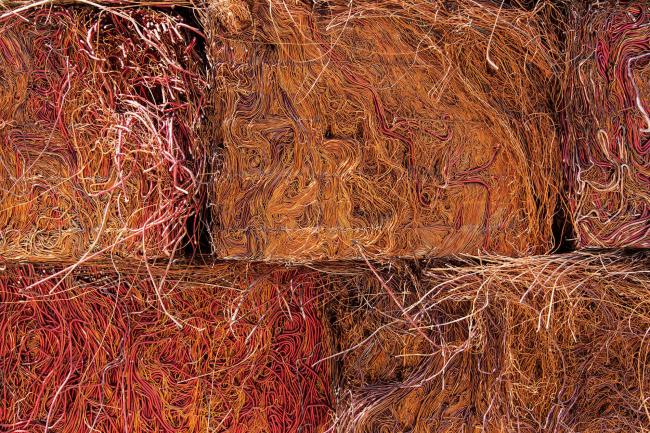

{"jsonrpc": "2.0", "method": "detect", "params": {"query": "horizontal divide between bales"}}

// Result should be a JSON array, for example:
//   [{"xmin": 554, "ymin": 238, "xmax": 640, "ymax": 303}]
[{"xmin": 0, "ymin": 1, "xmax": 648, "ymax": 433}]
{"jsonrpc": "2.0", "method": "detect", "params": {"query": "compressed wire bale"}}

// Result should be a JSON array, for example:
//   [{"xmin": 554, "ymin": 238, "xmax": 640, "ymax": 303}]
[
  {"xmin": 0, "ymin": 6, "xmax": 206, "ymax": 261},
  {"xmin": 205, "ymin": 0, "xmax": 562, "ymax": 261},
  {"xmin": 0, "ymin": 263, "xmax": 333, "ymax": 433},
  {"xmin": 325, "ymin": 252, "xmax": 650, "ymax": 432},
  {"xmin": 563, "ymin": 2, "xmax": 650, "ymax": 248}
]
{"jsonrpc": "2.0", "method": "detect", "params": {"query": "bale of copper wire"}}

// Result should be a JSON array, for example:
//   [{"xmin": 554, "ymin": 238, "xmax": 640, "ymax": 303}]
[
  {"xmin": 325, "ymin": 251, "xmax": 650, "ymax": 432},
  {"xmin": 0, "ymin": 262, "xmax": 333, "ymax": 433},
  {"xmin": 204, "ymin": 0, "xmax": 562, "ymax": 262},
  {"xmin": 0, "ymin": 5, "xmax": 207, "ymax": 262},
  {"xmin": 1, "ymin": 1, "xmax": 648, "ymax": 432},
  {"xmin": 562, "ymin": 1, "xmax": 650, "ymax": 248}
]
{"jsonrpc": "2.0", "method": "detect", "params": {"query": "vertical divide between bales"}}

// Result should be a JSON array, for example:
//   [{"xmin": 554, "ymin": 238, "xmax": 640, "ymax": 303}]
[
  {"xmin": 0, "ymin": 0, "xmax": 648, "ymax": 433},
  {"xmin": 1, "ymin": 253, "xmax": 648, "ymax": 432}
]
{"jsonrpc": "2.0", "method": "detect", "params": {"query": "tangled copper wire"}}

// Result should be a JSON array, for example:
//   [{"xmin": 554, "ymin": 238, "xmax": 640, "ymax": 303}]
[
  {"xmin": 325, "ymin": 251, "xmax": 650, "ymax": 432},
  {"xmin": 0, "ymin": 6, "xmax": 206, "ymax": 261},
  {"xmin": 205, "ymin": 0, "xmax": 562, "ymax": 261},
  {"xmin": 0, "ymin": 1, "xmax": 648, "ymax": 432},
  {"xmin": 0, "ymin": 263, "xmax": 333, "ymax": 433},
  {"xmin": 562, "ymin": 2, "xmax": 650, "ymax": 248}
]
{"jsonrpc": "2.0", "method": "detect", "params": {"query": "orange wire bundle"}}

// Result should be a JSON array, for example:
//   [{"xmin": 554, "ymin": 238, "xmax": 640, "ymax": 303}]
[
  {"xmin": 0, "ymin": 6, "xmax": 206, "ymax": 262},
  {"xmin": 1, "ymin": 1, "xmax": 648, "ymax": 432},
  {"xmin": 0, "ymin": 263, "xmax": 333, "ymax": 433},
  {"xmin": 327, "ymin": 251, "xmax": 650, "ymax": 432},
  {"xmin": 205, "ymin": 0, "xmax": 562, "ymax": 261},
  {"xmin": 562, "ymin": 1, "xmax": 650, "ymax": 248}
]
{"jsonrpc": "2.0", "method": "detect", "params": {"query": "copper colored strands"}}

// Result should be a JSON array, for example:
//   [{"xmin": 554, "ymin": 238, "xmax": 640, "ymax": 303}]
[
  {"xmin": 0, "ymin": 0, "xmax": 196, "ymax": 8},
  {"xmin": 0, "ymin": 6, "xmax": 206, "ymax": 261},
  {"xmin": 563, "ymin": 2, "xmax": 650, "ymax": 248},
  {"xmin": 326, "ymin": 252, "xmax": 650, "ymax": 432},
  {"xmin": 0, "ymin": 264, "xmax": 333, "ymax": 432},
  {"xmin": 205, "ymin": 0, "xmax": 561, "ymax": 261},
  {"xmin": 1, "ymin": 1, "xmax": 648, "ymax": 432}
]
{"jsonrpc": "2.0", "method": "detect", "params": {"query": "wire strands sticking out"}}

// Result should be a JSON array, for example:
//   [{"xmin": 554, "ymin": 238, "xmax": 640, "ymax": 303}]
[
  {"xmin": 0, "ymin": 6, "xmax": 208, "ymax": 262},
  {"xmin": 203, "ymin": 0, "xmax": 563, "ymax": 262}
]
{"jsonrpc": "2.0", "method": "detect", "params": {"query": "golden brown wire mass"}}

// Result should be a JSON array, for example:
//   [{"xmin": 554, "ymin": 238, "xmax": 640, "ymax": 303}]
[
  {"xmin": 206, "ymin": 0, "xmax": 562, "ymax": 261},
  {"xmin": 326, "ymin": 252, "xmax": 650, "ymax": 432}
]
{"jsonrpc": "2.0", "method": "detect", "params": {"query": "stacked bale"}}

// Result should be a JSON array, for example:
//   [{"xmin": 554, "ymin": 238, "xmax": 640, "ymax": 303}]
[
  {"xmin": 0, "ymin": 1, "xmax": 647, "ymax": 432},
  {"xmin": 563, "ymin": 2, "xmax": 650, "ymax": 248},
  {"xmin": 0, "ymin": 263, "xmax": 333, "ymax": 433},
  {"xmin": 327, "ymin": 252, "xmax": 650, "ymax": 432},
  {"xmin": 0, "ymin": 6, "xmax": 207, "ymax": 261},
  {"xmin": 205, "ymin": 0, "xmax": 562, "ymax": 261}
]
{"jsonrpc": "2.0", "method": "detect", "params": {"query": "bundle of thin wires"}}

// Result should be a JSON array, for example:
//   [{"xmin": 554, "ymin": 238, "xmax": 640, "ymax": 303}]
[
  {"xmin": 204, "ymin": 0, "xmax": 562, "ymax": 261},
  {"xmin": 562, "ymin": 1, "xmax": 650, "ymax": 248},
  {"xmin": 0, "ymin": 5, "xmax": 207, "ymax": 261},
  {"xmin": 0, "ymin": 263, "xmax": 333, "ymax": 432},
  {"xmin": 0, "ymin": 0, "xmax": 196, "ymax": 8},
  {"xmin": 326, "ymin": 251, "xmax": 650, "ymax": 432}
]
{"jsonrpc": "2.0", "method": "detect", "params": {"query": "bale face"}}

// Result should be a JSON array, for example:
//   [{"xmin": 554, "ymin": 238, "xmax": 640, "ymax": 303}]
[
  {"xmin": 206, "ymin": 0, "xmax": 561, "ymax": 261},
  {"xmin": 0, "ymin": 264, "xmax": 333, "ymax": 433},
  {"xmin": 327, "ymin": 253, "xmax": 650, "ymax": 432},
  {"xmin": 563, "ymin": 3, "xmax": 650, "ymax": 248},
  {"xmin": 0, "ymin": 8, "xmax": 206, "ymax": 261}
]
